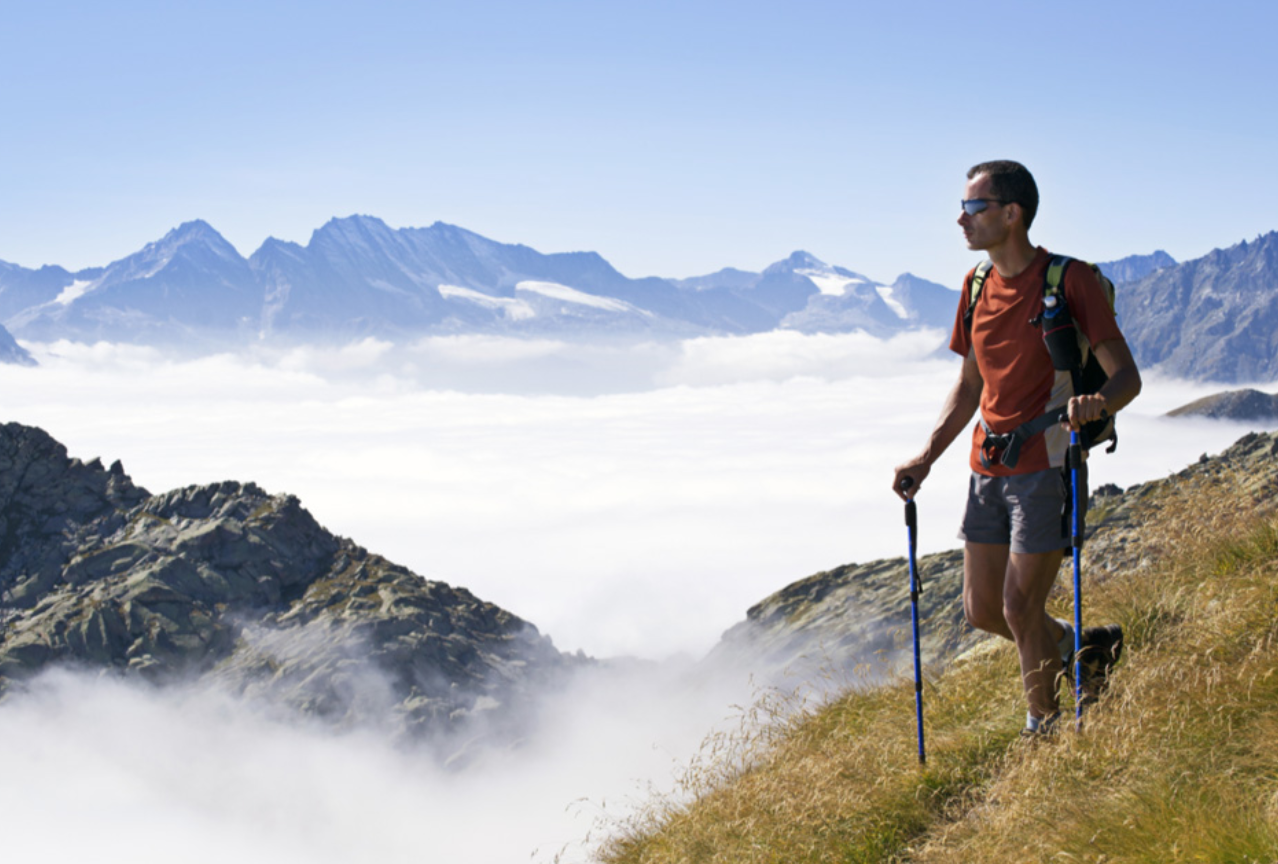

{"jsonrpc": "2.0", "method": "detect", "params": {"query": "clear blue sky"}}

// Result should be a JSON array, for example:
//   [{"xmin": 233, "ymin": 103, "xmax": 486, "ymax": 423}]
[{"xmin": 3, "ymin": 0, "xmax": 1276, "ymax": 286}]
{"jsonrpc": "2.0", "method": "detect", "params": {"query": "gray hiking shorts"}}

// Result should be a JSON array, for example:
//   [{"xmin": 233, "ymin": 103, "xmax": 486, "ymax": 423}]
[{"xmin": 958, "ymin": 465, "xmax": 1089, "ymax": 555}]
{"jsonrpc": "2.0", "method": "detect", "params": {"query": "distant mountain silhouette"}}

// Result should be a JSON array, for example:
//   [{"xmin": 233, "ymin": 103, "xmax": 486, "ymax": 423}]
[
  {"xmin": 1117, "ymin": 232, "xmax": 1278, "ymax": 382},
  {"xmin": 0, "ymin": 217, "xmax": 953, "ymax": 346},
  {"xmin": 3, "ymin": 219, "xmax": 1276, "ymax": 384}
]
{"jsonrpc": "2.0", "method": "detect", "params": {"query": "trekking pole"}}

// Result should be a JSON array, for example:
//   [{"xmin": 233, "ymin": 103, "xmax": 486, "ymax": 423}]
[
  {"xmin": 900, "ymin": 477, "xmax": 926, "ymax": 764},
  {"xmin": 1069, "ymin": 431, "xmax": 1084, "ymax": 728}
]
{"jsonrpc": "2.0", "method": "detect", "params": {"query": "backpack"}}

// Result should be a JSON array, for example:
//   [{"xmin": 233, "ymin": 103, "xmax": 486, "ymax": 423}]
[{"xmin": 962, "ymin": 255, "xmax": 1118, "ymax": 470}]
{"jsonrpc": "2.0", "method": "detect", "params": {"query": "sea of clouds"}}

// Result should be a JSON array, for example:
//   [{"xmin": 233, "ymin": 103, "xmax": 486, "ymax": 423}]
[{"xmin": 1, "ymin": 330, "xmax": 1269, "ymax": 862}]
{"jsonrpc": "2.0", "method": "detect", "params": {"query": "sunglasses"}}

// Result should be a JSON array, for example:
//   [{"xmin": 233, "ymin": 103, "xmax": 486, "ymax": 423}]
[{"xmin": 960, "ymin": 198, "xmax": 1010, "ymax": 216}]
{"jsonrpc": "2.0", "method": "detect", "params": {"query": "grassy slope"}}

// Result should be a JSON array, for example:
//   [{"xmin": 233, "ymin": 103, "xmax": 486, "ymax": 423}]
[{"xmin": 594, "ymin": 446, "xmax": 1278, "ymax": 863}]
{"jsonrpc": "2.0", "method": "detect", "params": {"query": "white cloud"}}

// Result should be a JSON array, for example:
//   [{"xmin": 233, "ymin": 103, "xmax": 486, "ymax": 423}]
[
  {"xmin": 408, "ymin": 333, "xmax": 570, "ymax": 364},
  {"xmin": 276, "ymin": 337, "xmax": 396, "ymax": 374},
  {"xmin": 0, "ymin": 659, "xmax": 770, "ymax": 863},
  {"xmin": 658, "ymin": 328, "xmax": 950, "ymax": 386},
  {"xmin": 3, "ymin": 334, "xmax": 1274, "ymax": 862},
  {"xmin": 7, "ymin": 337, "xmax": 1265, "ymax": 660}
]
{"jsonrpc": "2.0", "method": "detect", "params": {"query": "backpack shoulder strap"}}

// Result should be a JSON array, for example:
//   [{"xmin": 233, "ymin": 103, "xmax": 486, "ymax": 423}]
[
  {"xmin": 970, "ymin": 260, "xmax": 994, "ymax": 304},
  {"xmin": 962, "ymin": 260, "xmax": 994, "ymax": 334},
  {"xmin": 1045, "ymin": 255, "xmax": 1116, "ymax": 314},
  {"xmin": 1044, "ymin": 254, "xmax": 1072, "ymax": 305}
]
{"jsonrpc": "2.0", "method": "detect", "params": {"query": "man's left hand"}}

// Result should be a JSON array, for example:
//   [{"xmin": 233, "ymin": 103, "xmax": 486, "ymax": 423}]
[{"xmin": 1065, "ymin": 393, "xmax": 1108, "ymax": 430}]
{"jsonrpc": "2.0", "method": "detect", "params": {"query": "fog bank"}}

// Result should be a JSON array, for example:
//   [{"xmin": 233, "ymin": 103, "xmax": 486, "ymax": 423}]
[
  {"xmin": 5, "ymin": 334, "xmax": 1266, "ymax": 660},
  {"xmin": 2, "ymin": 331, "xmax": 1272, "ymax": 861}
]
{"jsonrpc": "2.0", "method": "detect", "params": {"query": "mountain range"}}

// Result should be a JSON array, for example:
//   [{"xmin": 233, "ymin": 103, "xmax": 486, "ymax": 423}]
[
  {"xmin": 5, "ymin": 216, "xmax": 1278, "ymax": 383},
  {"xmin": 0, "ymin": 217, "xmax": 958, "ymax": 348},
  {"xmin": 1116, "ymin": 232, "xmax": 1278, "ymax": 382}
]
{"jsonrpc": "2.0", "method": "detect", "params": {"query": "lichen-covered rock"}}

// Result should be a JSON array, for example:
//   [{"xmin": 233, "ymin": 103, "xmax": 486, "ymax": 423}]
[
  {"xmin": 705, "ymin": 548, "xmax": 973, "ymax": 688},
  {"xmin": 0, "ymin": 423, "xmax": 579, "ymax": 756}
]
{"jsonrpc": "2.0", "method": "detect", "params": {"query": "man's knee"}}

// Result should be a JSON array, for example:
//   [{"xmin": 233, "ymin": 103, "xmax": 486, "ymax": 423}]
[
  {"xmin": 964, "ymin": 596, "xmax": 1004, "ymax": 633},
  {"xmin": 964, "ymin": 541, "xmax": 1011, "ymax": 635}
]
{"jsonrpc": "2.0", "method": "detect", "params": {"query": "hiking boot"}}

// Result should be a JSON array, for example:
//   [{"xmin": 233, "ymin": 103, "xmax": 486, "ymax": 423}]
[
  {"xmin": 1077, "ymin": 624, "xmax": 1124, "ymax": 708},
  {"xmin": 1019, "ymin": 711, "xmax": 1062, "ymax": 742}
]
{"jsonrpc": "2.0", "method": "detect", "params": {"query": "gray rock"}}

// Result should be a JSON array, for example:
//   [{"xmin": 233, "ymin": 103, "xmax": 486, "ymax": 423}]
[
  {"xmin": 0, "ymin": 423, "xmax": 580, "ymax": 757},
  {"xmin": 1166, "ymin": 388, "xmax": 1278, "ymax": 423}
]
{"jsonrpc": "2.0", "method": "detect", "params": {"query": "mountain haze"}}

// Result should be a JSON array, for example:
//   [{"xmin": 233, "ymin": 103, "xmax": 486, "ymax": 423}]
[
  {"xmin": 0, "ymin": 324, "xmax": 35, "ymax": 367},
  {"xmin": 0, "ymin": 218, "xmax": 953, "ymax": 347},
  {"xmin": 4, "ymin": 217, "xmax": 1277, "ymax": 385}
]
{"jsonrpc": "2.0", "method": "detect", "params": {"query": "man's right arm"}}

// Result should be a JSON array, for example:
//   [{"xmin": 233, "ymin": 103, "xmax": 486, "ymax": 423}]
[{"xmin": 892, "ymin": 349, "xmax": 983, "ymax": 500}]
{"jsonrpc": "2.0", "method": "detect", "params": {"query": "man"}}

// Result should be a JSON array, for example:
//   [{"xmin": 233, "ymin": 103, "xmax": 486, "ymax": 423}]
[{"xmin": 892, "ymin": 160, "xmax": 1142, "ymax": 735}]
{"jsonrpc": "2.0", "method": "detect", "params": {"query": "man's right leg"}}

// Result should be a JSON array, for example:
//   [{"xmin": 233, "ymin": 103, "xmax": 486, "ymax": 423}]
[{"xmin": 963, "ymin": 541, "xmax": 1013, "ymax": 640}]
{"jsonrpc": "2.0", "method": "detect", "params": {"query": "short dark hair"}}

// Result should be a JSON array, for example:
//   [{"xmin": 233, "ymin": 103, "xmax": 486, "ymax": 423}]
[{"xmin": 967, "ymin": 160, "xmax": 1039, "ymax": 229}]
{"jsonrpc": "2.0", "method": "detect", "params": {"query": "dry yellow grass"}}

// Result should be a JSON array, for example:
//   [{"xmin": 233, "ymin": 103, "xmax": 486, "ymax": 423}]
[{"xmin": 593, "ymin": 464, "xmax": 1278, "ymax": 863}]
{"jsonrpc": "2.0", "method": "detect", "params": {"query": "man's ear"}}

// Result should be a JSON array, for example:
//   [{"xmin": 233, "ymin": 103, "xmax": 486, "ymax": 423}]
[{"xmin": 1005, "ymin": 201, "xmax": 1022, "ymax": 228}]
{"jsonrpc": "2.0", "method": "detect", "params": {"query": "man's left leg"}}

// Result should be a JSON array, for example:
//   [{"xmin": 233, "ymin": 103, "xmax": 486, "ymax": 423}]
[{"xmin": 1003, "ymin": 548, "xmax": 1066, "ymax": 720}]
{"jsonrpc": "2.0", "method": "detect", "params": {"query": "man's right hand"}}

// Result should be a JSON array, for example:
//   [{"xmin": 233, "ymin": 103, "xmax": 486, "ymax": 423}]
[{"xmin": 892, "ymin": 462, "xmax": 930, "ymax": 501}]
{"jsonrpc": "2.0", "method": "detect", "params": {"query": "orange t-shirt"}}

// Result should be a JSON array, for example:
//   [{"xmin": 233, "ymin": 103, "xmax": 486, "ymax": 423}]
[{"xmin": 949, "ymin": 247, "xmax": 1126, "ymax": 476}]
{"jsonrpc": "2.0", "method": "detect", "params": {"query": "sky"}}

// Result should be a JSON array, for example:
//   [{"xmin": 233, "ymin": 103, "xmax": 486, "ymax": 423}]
[
  {"xmin": 4, "ymin": 3, "xmax": 1278, "ymax": 860},
  {"xmin": 3, "ymin": 1, "xmax": 1278, "ymax": 285}
]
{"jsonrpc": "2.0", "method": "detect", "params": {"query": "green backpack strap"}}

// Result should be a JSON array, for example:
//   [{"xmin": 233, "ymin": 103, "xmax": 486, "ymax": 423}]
[
  {"xmin": 1045, "ymin": 255, "xmax": 1115, "ymax": 313},
  {"xmin": 970, "ymin": 260, "xmax": 993, "ymax": 306},
  {"xmin": 962, "ymin": 260, "xmax": 994, "ymax": 335},
  {"xmin": 1045, "ymin": 254, "xmax": 1071, "ymax": 305}
]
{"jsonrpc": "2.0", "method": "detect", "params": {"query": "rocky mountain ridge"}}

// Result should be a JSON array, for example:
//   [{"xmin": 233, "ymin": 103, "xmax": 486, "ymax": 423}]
[
  {"xmin": 12, "ymin": 215, "xmax": 1275, "ymax": 384},
  {"xmin": 0, "ymin": 423, "xmax": 576, "ymax": 758},
  {"xmin": 1117, "ymin": 231, "xmax": 1278, "ymax": 382}
]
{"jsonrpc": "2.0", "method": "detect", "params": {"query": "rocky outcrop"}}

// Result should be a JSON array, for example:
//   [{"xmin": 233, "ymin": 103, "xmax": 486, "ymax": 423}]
[
  {"xmin": 0, "ymin": 423, "xmax": 577, "ymax": 756},
  {"xmin": 705, "ymin": 547, "xmax": 972, "ymax": 688},
  {"xmin": 1166, "ymin": 388, "xmax": 1278, "ymax": 423},
  {"xmin": 710, "ymin": 431, "xmax": 1278, "ymax": 684}
]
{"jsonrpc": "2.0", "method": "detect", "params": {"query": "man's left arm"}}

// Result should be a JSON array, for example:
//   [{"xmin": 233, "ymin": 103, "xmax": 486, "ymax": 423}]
[{"xmin": 1067, "ymin": 338, "xmax": 1142, "ymax": 429}]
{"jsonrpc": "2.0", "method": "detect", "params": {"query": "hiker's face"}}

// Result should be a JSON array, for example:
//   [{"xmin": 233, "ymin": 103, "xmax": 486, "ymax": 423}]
[{"xmin": 958, "ymin": 173, "xmax": 1011, "ymax": 251}]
